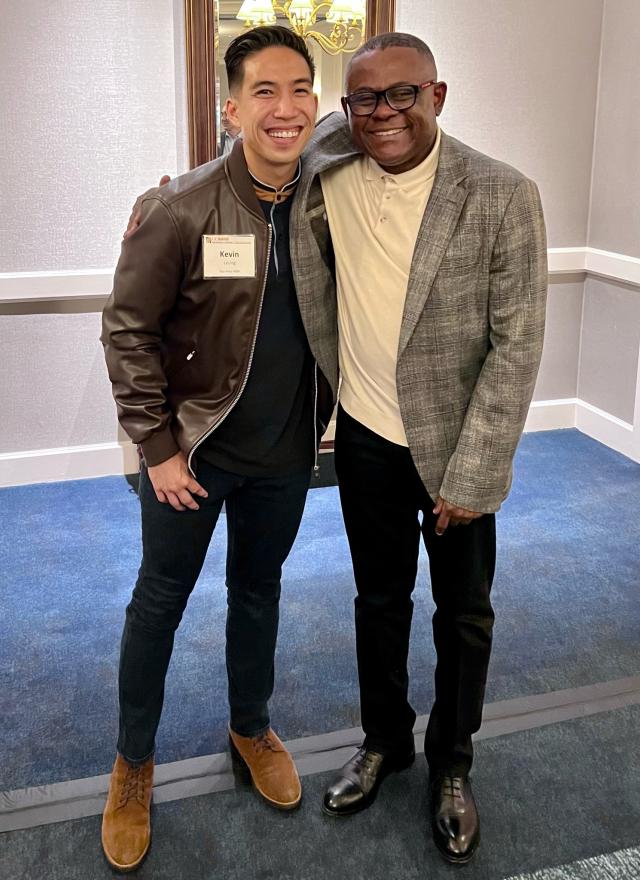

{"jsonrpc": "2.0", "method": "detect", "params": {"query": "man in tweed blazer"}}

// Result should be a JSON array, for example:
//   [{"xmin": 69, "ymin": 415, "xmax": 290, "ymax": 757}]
[{"xmin": 290, "ymin": 33, "xmax": 547, "ymax": 862}]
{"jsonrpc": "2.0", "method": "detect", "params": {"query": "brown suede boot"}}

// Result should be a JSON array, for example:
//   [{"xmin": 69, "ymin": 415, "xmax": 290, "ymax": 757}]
[
  {"xmin": 229, "ymin": 727, "xmax": 301, "ymax": 810},
  {"xmin": 101, "ymin": 754, "xmax": 154, "ymax": 873}
]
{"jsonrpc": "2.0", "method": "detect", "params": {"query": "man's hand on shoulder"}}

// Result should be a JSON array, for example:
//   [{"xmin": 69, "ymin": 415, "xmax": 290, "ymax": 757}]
[
  {"xmin": 147, "ymin": 451, "xmax": 208, "ymax": 511},
  {"xmin": 123, "ymin": 175, "xmax": 171, "ymax": 240},
  {"xmin": 433, "ymin": 496, "xmax": 482, "ymax": 536}
]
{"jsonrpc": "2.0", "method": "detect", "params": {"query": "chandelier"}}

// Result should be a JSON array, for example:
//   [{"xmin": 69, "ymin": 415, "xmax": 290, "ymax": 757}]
[{"xmin": 236, "ymin": 0, "xmax": 366, "ymax": 55}]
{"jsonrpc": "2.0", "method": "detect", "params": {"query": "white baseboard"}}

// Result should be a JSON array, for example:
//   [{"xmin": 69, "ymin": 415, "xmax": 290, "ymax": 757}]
[
  {"xmin": 0, "ymin": 398, "xmax": 636, "ymax": 488},
  {"xmin": 525, "ymin": 398, "xmax": 577, "ymax": 431},
  {"xmin": 525, "ymin": 397, "xmax": 638, "ymax": 461},
  {"xmin": 0, "ymin": 441, "xmax": 139, "ymax": 488},
  {"xmin": 575, "ymin": 400, "xmax": 638, "ymax": 462}
]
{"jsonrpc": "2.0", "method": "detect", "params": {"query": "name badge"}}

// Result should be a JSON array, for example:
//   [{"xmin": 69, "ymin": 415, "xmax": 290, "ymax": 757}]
[{"xmin": 202, "ymin": 234, "xmax": 256, "ymax": 279}]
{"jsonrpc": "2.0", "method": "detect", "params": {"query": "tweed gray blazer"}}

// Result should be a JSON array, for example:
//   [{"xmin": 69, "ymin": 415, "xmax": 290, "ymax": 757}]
[{"xmin": 291, "ymin": 113, "xmax": 547, "ymax": 513}]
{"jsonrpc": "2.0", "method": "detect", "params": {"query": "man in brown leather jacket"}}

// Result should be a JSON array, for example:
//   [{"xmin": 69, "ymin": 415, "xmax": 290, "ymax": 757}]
[{"xmin": 100, "ymin": 26, "xmax": 335, "ymax": 873}]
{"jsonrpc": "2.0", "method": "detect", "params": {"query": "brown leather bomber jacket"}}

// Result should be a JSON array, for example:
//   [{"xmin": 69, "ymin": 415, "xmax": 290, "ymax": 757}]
[{"xmin": 101, "ymin": 143, "xmax": 335, "ymax": 471}]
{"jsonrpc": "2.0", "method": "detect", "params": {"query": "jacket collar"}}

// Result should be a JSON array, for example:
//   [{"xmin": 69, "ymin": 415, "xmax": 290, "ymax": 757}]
[
  {"xmin": 224, "ymin": 139, "xmax": 264, "ymax": 219},
  {"xmin": 431, "ymin": 130, "xmax": 469, "ymax": 189},
  {"xmin": 225, "ymin": 140, "xmax": 303, "ymax": 212}
]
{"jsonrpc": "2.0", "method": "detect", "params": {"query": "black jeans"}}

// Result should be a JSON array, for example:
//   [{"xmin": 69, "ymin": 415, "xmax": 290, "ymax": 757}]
[
  {"xmin": 117, "ymin": 459, "xmax": 310, "ymax": 763},
  {"xmin": 335, "ymin": 407, "xmax": 496, "ymax": 776}
]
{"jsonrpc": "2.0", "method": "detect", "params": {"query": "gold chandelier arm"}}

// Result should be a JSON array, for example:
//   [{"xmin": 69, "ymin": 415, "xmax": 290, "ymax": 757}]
[
  {"xmin": 307, "ymin": 1, "xmax": 333, "ymax": 14},
  {"xmin": 305, "ymin": 23, "xmax": 364, "ymax": 55},
  {"xmin": 244, "ymin": 2, "xmax": 366, "ymax": 54},
  {"xmin": 279, "ymin": 0, "xmax": 334, "ymax": 18}
]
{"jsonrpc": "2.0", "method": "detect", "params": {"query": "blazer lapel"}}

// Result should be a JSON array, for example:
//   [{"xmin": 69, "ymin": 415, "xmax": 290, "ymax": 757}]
[
  {"xmin": 398, "ymin": 134, "xmax": 469, "ymax": 357},
  {"xmin": 292, "ymin": 114, "xmax": 360, "ymax": 262}
]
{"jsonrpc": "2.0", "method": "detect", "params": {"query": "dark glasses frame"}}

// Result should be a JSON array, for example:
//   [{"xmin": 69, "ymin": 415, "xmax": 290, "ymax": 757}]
[{"xmin": 341, "ymin": 81, "xmax": 437, "ymax": 117}]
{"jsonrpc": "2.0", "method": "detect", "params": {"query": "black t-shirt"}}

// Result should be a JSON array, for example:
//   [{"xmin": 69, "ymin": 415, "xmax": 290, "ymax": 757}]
[{"xmin": 196, "ymin": 197, "xmax": 314, "ymax": 476}]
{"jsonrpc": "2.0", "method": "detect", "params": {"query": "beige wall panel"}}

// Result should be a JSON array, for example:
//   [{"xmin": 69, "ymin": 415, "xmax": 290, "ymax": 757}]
[
  {"xmin": 578, "ymin": 277, "xmax": 640, "ymax": 424},
  {"xmin": 396, "ymin": 0, "xmax": 604, "ymax": 247},
  {"xmin": 0, "ymin": 0, "xmax": 180, "ymax": 274},
  {"xmin": 0, "ymin": 310, "xmax": 119, "ymax": 454},
  {"xmin": 532, "ymin": 278, "xmax": 584, "ymax": 402},
  {"xmin": 588, "ymin": 0, "xmax": 640, "ymax": 258}
]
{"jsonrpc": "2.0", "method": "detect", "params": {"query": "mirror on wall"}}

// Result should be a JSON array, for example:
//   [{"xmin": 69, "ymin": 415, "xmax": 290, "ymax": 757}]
[{"xmin": 184, "ymin": 0, "xmax": 396, "ymax": 168}]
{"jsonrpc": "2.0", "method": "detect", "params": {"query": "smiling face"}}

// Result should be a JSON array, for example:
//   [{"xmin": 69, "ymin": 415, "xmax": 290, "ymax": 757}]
[
  {"xmin": 226, "ymin": 46, "xmax": 318, "ymax": 186},
  {"xmin": 345, "ymin": 46, "xmax": 447, "ymax": 174}
]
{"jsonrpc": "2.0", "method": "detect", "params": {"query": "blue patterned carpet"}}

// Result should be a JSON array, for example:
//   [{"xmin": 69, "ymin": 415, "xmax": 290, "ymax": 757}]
[
  {"xmin": 0, "ymin": 428, "xmax": 639, "ymax": 792},
  {"xmin": 2, "ymin": 705, "xmax": 640, "ymax": 880}
]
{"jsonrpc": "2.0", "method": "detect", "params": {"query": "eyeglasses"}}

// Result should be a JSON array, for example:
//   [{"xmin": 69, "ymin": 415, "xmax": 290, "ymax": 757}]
[{"xmin": 341, "ymin": 81, "xmax": 437, "ymax": 117}]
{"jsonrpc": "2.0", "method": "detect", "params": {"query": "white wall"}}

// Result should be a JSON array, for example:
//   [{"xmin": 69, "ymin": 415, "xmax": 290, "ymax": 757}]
[
  {"xmin": 0, "ymin": 306, "xmax": 117, "ymax": 454},
  {"xmin": 532, "ymin": 278, "xmax": 583, "ymax": 403},
  {"xmin": 578, "ymin": 278, "xmax": 640, "ymax": 424},
  {"xmin": 397, "ymin": 0, "xmax": 640, "ymax": 461},
  {"xmin": 1, "ymin": 0, "xmax": 640, "ymax": 485},
  {"xmin": 576, "ymin": 0, "xmax": 640, "ymax": 447},
  {"xmin": 396, "ymin": 0, "xmax": 605, "ymax": 247},
  {"xmin": 0, "ymin": 0, "xmax": 185, "ymax": 274},
  {"xmin": 577, "ymin": 0, "xmax": 640, "ymax": 437},
  {"xmin": 0, "ymin": 0, "xmax": 186, "ymax": 484},
  {"xmin": 588, "ymin": 0, "xmax": 640, "ymax": 259}
]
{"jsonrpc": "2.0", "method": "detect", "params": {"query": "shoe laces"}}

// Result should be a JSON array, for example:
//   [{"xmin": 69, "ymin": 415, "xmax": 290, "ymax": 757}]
[
  {"xmin": 252, "ymin": 732, "xmax": 278, "ymax": 754},
  {"xmin": 441, "ymin": 776, "xmax": 464, "ymax": 799},
  {"xmin": 118, "ymin": 764, "xmax": 148, "ymax": 807},
  {"xmin": 353, "ymin": 747, "xmax": 379, "ymax": 770}
]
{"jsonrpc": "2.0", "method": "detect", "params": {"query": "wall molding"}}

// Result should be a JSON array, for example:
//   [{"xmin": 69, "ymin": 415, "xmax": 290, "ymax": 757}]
[
  {"xmin": 0, "ymin": 441, "xmax": 140, "ymax": 488},
  {"xmin": 1, "ymin": 247, "xmax": 640, "ymax": 305},
  {"xmin": 1, "ymin": 248, "xmax": 638, "ymax": 486},
  {"xmin": 575, "ymin": 399, "xmax": 637, "ymax": 462},
  {"xmin": 1, "ymin": 398, "xmax": 636, "ymax": 488},
  {"xmin": 0, "ymin": 269, "xmax": 114, "ymax": 303},
  {"xmin": 547, "ymin": 247, "xmax": 640, "ymax": 286}
]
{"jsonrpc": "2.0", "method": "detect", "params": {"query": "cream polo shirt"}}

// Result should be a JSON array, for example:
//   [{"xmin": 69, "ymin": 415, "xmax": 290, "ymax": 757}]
[{"xmin": 321, "ymin": 127, "xmax": 441, "ymax": 446}]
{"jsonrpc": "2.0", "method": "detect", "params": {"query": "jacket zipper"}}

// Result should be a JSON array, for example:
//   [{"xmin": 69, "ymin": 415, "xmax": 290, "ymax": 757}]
[
  {"xmin": 313, "ymin": 361, "xmax": 320, "ymax": 479},
  {"xmin": 187, "ymin": 226, "xmax": 273, "ymax": 475}
]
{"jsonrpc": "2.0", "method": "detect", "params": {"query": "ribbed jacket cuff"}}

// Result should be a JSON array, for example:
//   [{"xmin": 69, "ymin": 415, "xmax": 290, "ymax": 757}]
[{"xmin": 140, "ymin": 428, "xmax": 180, "ymax": 467}]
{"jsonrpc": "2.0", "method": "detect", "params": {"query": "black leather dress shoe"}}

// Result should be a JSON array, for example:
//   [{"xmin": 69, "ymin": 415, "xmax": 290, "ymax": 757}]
[
  {"xmin": 322, "ymin": 744, "xmax": 415, "ymax": 817},
  {"xmin": 430, "ymin": 774, "xmax": 480, "ymax": 863}
]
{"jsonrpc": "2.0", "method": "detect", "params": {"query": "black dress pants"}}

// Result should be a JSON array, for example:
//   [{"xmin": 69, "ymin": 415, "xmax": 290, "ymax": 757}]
[
  {"xmin": 335, "ymin": 407, "xmax": 496, "ymax": 776},
  {"xmin": 117, "ymin": 459, "xmax": 309, "ymax": 764}
]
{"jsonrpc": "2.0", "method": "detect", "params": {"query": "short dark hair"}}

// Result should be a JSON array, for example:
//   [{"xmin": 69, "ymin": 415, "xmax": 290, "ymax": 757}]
[
  {"xmin": 225, "ymin": 25, "xmax": 316, "ymax": 94},
  {"xmin": 346, "ymin": 32, "xmax": 436, "ymax": 84}
]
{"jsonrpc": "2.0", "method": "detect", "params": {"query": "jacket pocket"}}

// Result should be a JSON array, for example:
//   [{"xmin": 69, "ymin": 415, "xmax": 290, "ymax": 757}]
[{"xmin": 163, "ymin": 344, "xmax": 198, "ymax": 380}]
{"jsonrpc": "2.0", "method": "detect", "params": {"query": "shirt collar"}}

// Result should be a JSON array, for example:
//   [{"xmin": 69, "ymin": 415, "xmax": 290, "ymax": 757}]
[
  {"xmin": 364, "ymin": 126, "xmax": 441, "ymax": 190},
  {"xmin": 250, "ymin": 161, "xmax": 301, "ymax": 203}
]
